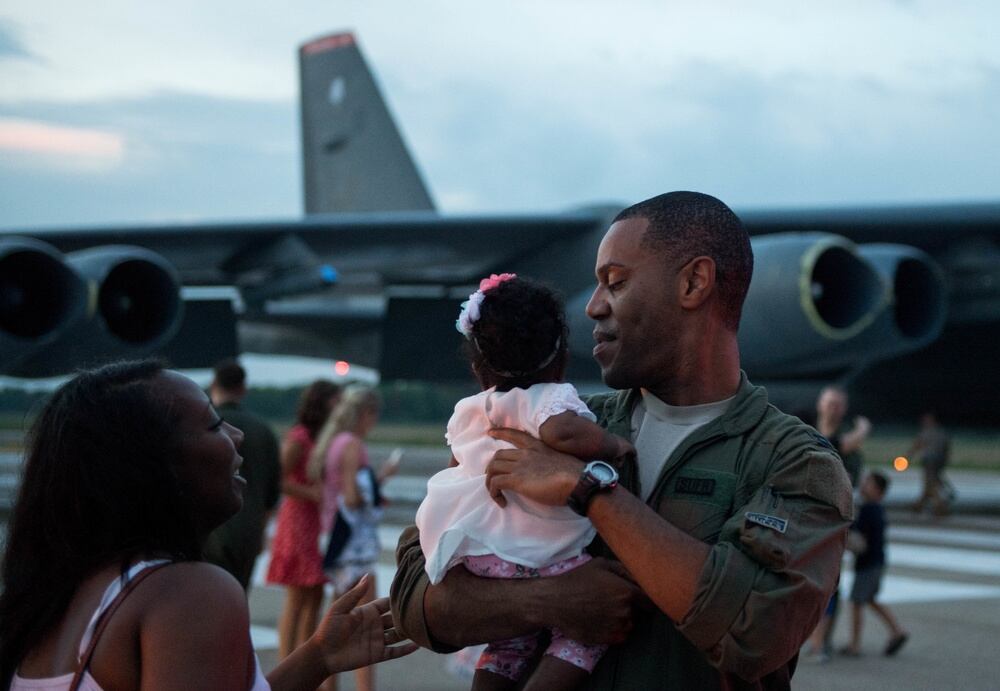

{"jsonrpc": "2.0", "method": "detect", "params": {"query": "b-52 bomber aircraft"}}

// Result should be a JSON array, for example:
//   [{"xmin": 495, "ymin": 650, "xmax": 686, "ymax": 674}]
[{"xmin": 1, "ymin": 32, "xmax": 998, "ymax": 422}]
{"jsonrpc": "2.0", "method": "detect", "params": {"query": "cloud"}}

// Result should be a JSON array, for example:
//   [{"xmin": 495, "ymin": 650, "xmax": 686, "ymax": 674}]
[
  {"xmin": 0, "ymin": 91, "xmax": 299, "ymax": 228},
  {"xmin": 0, "ymin": 118, "xmax": 124, "ymax": 170},
  {"xmin": 0, "ymin": 19, "xmax": 35, "ymax": 61},
  {"xmin": 404, "ymin": 57, "xmax": 1000, "ymax": 213},
  {"xmin": 4, "ymin": 57, "xmax": 999, "ymax": 231}
]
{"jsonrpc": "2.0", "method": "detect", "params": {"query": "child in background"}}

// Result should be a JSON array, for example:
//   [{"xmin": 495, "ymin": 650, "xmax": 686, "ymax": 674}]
[
  {"xmin": 415, "ymin": 273, "xmax": 634, "ymax": 691},
  {"xmin": 842, "ymin": 470, "xmax": 909, "ymax": 657}
]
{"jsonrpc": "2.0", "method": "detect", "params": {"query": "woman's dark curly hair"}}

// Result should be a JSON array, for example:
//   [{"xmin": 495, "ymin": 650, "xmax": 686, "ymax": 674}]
[
  {"xmin": 296, "ymin": 379, "xmax": 342, "ymax": 438},
  {"xmin": 0, "ymin": 360, "xmax": 200, "ymax": 683},
  {"xmin": 463, "ymin": 276, "xmax": 568, "ymax": 391}
]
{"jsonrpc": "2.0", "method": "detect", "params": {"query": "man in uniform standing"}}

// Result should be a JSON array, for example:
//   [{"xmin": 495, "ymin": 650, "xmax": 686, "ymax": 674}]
[
  {"xmin": 203, "ymin": 359, "xmax": 281, "ymax": 591},
  {"xmin": 391, "ymin": 192, "xmax": 853, "ymax": 689}
]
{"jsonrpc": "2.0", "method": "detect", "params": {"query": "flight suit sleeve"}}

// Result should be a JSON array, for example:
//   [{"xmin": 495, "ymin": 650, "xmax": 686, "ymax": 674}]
[
  {"xmin": 389, "ymin": 524, "xmax": 460, "ymax": 653},
  {"xmin": 675, "ymin": 432, "xmax": 853, "ymax": 681}
]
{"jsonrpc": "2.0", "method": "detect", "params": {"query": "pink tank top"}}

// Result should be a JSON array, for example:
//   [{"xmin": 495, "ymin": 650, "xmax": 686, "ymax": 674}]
[{"xmin": 320, "ymin": 431, "xmax": 370, "ymax": 534}]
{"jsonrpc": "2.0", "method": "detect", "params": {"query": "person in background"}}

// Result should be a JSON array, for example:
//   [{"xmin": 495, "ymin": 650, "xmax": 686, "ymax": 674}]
[
  {"xmin": 908, "ymin": 411, "xmax": 952, "ymax": 516},
  {"xmin": 815, "ymin": 384, "xmax": 870, "ymax": 487},
  {"xmin": 0, "ymin": 361, "xmax": 415, "ymax": 690},
  {"xmin": 203, "ymin": 358, "xmax": 281, "ymax": 591},
  {"xmin": 308, "ymin": 385, "xmax": 401, "ymax": 691},
  {"xmin": 842, "ymin": 471, "xmax": 909, "ymax": 658},
  {"xmin": 267, "ymin": 379, "xmax": 342, "ymax": 659},
  {"xmin": 804, "ymin": 384, "xmax": 870, "ymax": 661}
]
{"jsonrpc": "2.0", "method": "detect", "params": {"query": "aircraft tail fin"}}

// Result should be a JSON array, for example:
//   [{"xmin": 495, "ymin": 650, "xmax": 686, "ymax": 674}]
[{"xmin": 299, "ymin": 33, "xmax": 435, "ymax": 214}]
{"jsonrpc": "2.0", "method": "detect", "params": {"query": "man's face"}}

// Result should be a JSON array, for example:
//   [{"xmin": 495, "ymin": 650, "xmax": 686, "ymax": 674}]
[
  {"xmin": 817, "ymin": 388, "xmax": 847, "ymax": 424},
  {"xmin": 586, "ymin": 217, "xmax": 682, "ymax": 391}
]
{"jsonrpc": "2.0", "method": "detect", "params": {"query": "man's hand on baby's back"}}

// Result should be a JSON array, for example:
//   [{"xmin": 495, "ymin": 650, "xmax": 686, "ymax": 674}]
[{"xmin": 486, "ymin": 427, "xmax": 583, "ymax": 507}]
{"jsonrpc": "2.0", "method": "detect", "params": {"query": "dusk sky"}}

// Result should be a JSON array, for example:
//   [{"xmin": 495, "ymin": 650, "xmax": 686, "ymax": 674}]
[{"xmin": 2, "ymin": 1, "xmax": 998, "ymax": 229}]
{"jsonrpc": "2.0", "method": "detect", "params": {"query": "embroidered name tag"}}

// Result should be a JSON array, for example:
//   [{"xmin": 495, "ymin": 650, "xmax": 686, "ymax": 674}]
[
  {"xmin": 675, "ymin": 477, "xmax": 716, "ymax": 496},
  {"xmin": 745, "ymin": 512, "xmax": 788, "ymax": 534}
]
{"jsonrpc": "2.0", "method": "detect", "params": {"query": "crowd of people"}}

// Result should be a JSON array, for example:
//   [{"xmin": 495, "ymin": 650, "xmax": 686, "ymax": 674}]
[{"xmin": 2, "ymin": 190, "xmax": 950, "ymax": 690}]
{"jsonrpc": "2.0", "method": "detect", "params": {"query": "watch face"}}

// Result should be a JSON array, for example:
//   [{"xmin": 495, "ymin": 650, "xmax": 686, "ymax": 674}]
[{"xmin": 588, "ymin": 461, "xmax": 617, "ymax": 484}]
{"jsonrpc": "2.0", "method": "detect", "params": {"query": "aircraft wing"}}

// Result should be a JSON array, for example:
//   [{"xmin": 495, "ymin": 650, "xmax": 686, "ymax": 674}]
[{"xmin": 21, "ymin": 211, "xmax": 604, "ymax": 286}]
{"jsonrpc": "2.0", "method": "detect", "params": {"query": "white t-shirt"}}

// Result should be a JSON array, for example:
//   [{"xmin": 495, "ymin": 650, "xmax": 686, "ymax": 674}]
[
  {"xmin": 416, "ymin": 383, "xmax": 597, "ymax": 584},
  {"xmin": 631, "ymin": 389, "xmax": 734, "ymax": 500}
]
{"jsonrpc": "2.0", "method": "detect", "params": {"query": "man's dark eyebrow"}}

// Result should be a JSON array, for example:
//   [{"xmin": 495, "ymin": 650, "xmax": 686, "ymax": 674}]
[{"xmin": 596, "ymin": 261, "xmax": 627, "ymax": 277}]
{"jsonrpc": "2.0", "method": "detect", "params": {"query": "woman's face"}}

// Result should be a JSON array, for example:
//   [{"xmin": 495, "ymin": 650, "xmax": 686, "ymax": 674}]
[
  {"xmin": 158, "ymin": 371, "xmax": 246, "ymax": 533},
  {"xmin": 359, "ymin": 405, "xmax": 380, "ymax": 437}
]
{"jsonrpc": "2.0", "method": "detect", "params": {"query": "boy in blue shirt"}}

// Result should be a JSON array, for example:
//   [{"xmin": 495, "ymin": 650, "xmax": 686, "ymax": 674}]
[{"xmin": 843, "ymin": 470, "xmax": 909, "ymax": 656}]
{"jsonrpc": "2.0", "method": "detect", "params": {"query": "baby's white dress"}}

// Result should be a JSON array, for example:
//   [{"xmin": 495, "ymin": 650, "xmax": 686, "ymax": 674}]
[{"xmin": 416, "ymin": 383, "xmax": 598, "ymax": 584}]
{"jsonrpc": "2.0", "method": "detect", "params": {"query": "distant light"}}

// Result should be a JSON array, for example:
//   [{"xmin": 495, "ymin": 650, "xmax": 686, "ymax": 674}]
[
  {"xmin": 334, "ymin": 360, "xmax": 351, "ymax": 376},
  {"xmin": 320, "ymin": 264, "xmax": 338, "ymax": 284},
  {"xmin": 893, "ymin": 456, "xmax": 909, "ymax": 472}
]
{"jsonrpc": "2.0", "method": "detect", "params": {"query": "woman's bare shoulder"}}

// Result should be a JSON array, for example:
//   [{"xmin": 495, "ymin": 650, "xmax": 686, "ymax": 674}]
[
  {"xmin": 136, "ymin": 562, "xmax": 251, "ymax": 655},
  {"xmin": 90, "ymin": 562, "xmax": 252, "ymax": 688},
  {"xmin": 143, "ymin": 561, "xmax": 246, "ymax": 604}
]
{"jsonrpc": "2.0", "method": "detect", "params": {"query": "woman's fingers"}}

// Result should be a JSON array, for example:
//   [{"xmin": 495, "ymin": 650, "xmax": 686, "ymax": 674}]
[
  {"xmin": 383, "ymin": 627, "xmax": 406, "ymax": 646},
  {"xmin": 329, "ymin": 573, "xmax": 370, "ymax": 614},
  {"xmin": 384, "ymin": 642, "xmax": 418, "ymax": 660},
  {"xmin": 370, "ymin": 596, "xmax": 391, "ymax": 614}
]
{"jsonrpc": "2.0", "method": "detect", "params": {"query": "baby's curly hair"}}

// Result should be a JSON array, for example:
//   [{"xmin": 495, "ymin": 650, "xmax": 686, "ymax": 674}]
[{"xmin": 464, "ymin": 276, "xmax": 568, "ymax": 391}]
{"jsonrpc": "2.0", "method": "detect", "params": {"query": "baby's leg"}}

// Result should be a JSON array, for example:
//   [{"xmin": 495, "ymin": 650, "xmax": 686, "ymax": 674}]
[
  {"xmin": 521, "ymin": 554, "xmax": 608, "ymax": 690},
  {"xmin": 464, "ymin": 555, "xmax": 545, "ymax": 689},
  {"xmin": 471, "ymin": 632, "xmax": 543, "ymax": 691},
  {"xmin": 520, "ymin": 656, "xmax": 591, "ymax": 691}
]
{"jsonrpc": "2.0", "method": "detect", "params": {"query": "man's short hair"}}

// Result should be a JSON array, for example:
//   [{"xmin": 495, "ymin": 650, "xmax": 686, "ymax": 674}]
[
  {"xmin": 869, "ymin": 470, "xmax": 889, "ymax": 495},
  {"xmin": 820, "ymin": 384, "xmax": 848, "ymax": 399},
  {"xmin": 212, "ymin": 358, "xmax": 246, "ymax": 392},
  {"xmin": 614, "ymin": 191, "xmax": 753, "ymax": 331}
]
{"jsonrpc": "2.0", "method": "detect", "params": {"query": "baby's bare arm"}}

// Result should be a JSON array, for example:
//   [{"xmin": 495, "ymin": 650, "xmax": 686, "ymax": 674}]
[{"xmin": 539, "ymin": 411, "xmax": 633, "ymax": 462}]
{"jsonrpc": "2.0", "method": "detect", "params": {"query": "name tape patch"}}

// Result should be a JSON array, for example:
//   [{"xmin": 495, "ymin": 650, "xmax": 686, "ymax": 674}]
[
  {"xmin": 675, "ymin": 477, "xmax": 716, "ymax": 496},
  {"xmin": 744, "ymin": 512, "xmax": 788, "ymax": 534}
]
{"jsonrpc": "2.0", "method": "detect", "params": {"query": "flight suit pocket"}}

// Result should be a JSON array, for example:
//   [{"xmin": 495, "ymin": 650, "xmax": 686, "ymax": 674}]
[{"xmin": 655, "ymin": 469, "xmax": 738, "ymax": 544}]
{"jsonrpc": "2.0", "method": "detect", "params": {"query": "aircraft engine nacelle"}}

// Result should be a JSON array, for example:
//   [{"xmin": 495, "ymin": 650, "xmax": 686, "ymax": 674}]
[
  {"xmin": 0, "ymin": 237, "xmax": 88, "ymax": 372},
  {"xmin": 855, "ymin": 244, "xmax": 947, "ymax": 355},
  {"xmin": 8, "ymin": 246, "xmax": 184, "ymax": 377},
  {"xmin": 739, "ymin": 233, "xmax": 886, "ymax": 378}
]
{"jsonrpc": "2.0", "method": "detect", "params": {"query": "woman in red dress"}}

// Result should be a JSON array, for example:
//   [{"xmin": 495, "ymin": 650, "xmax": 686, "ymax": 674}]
[{"xmin": 267, "ymin": 379, "xmax": 342, "ymax": 658}]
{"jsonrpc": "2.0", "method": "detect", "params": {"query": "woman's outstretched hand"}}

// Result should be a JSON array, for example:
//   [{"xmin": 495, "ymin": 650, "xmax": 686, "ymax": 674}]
[{"xmin": 312, "ymin": 575, "xmax": 418, "ymax": 674}]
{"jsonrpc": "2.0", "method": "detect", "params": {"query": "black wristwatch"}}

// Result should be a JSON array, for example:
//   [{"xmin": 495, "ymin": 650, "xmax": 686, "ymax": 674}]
[{"xmin": 567, "ymin": 461, "xmax": 619, "ymax": 516}]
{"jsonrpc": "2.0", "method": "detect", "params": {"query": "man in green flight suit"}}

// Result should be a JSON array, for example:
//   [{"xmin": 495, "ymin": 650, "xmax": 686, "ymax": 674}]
[
  {"xmin": 202, "ymin": 359, "xmax": 281, "ymax": 591},
  {"xmin": 390, "ymin": 191, "xmax": 853, "ymax": 690}
]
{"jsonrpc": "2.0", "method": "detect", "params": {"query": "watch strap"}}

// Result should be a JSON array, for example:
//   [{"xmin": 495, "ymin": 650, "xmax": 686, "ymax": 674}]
[{"xmin": 567, "ymin": 462, "xmax": 617, "ymax": 516}]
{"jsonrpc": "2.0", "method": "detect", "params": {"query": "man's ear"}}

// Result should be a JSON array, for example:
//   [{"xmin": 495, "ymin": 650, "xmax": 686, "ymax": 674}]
[{"xmin": 677, "ymin": 256, "xmax": 715, "ymax": 309}]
